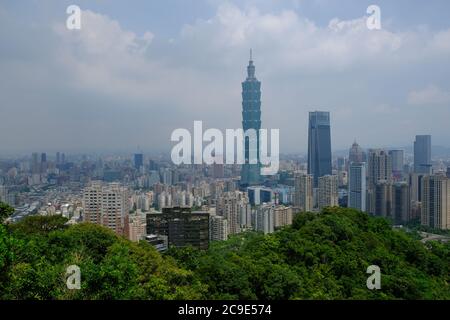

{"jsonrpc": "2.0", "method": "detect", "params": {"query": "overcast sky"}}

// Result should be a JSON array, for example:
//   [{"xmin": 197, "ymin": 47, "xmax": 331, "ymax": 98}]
[{"xmin": 1, "ymin": 0, "xmax": 450, "ymax": 155}]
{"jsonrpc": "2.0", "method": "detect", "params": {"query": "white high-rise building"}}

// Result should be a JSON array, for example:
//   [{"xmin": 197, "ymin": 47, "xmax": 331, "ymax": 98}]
[
  {"xmin": 348, "ymin": 162, "xmax": 367, "ymax": 212},
  {"xmin": 294, "ymin": 173, "xmax": 313, "ymax": 212},
  {"xmin": 255, "ymin": 204, "xmax": 274, "ymax": 234},
  {"xmin": 273, "ymin": 205, "xmax": 293, "ymax": 228},
  {"xmin": 216, "ymin": 191, "xmax": 249, "ymax": 235},
  {"xmin": 318, "ymin": 175, "xmax": 339, "ymax": 210},
  {"xmin": 83, "ymin": 182, "xmax": 103, "ymax": 225},
  {"xmin": 132, "ymin": 192, "xmax": 153, "ymax": 212},
  {"xmin": 157, "ymin": 191, "xmax": 173, "ymax": 209},
  {"xmin": 239, "ymin": 201, "xmax": 252, "ymax": 229},
  {"xmin": 209, "ymin": 215, "xmax": 228, "ymax": 241},
  {"xmin": 83, "ymin": 182, "xmax": 130, "ymax": 236}
]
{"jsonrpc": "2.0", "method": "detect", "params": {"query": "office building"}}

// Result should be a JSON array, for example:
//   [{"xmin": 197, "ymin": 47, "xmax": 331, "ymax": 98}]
[
  {"xmin": 348, "ymin": 162, "xmax": 367, "ymax": 212},
  {"xmin": 146, "ymin": 207, "xmax": 210, "ymax": 249},
  {"xmin": 414, "ymin": 135, "xmax": 432, "ymax": 174},
  {"xmin": 308, "ymin": 111, "xmax": 332, "ymax": 187},
  {"xmin": 392, "ymin": 182, "xmax": 410, "ymax": 224},
  {"xmin": 240, "ymin": 50, "xmax": 262, "ymax": 187},
  {"xmin": 293, "ymin": 173, "xmax": 313, "ymax": 212},
  {"xmin": 318, "ymin": 175, "xmax": 339, "ymax": 210}
]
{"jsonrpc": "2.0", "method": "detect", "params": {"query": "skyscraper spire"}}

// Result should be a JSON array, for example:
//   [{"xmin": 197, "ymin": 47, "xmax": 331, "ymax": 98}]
[{"xmin": 247, "ymin": 49, "xmax": 256, "ymax": 79}]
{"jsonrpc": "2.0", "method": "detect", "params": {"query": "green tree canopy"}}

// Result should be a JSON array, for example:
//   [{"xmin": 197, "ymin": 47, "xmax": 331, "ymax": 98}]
[{"xmin": 0, "ymin": 206, "xmax": 448, "ymax": 300}]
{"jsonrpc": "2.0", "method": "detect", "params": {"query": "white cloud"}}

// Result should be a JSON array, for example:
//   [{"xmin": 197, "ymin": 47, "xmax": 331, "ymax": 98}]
[
  {"xmin": 50, "ymin": 4, "xmax": 450, "ymax": 103},
  {"xmin": 408, "ymin": 85, "xmax": 450, "ymax": 106},
  {"xmin": 2, "ymin": 3, "xmax": 450, "ymax": 152}
]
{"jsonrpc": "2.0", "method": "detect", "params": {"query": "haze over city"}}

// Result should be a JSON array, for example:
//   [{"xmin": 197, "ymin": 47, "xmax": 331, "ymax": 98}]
[
  {"xmin": 1, "ymin": 1, "xmax": 450, "ymax": 306},
  {"xmin": 1, "ymin": 0, "xmax": 450, "ymax": 155}
]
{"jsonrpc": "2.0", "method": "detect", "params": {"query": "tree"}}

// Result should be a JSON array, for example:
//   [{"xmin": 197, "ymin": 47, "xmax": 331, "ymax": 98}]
[
  {"xmin": 1, "ymin": 206, "xmax": 449, "ymax": 300},
  {"xmin": 0, "ymin": 201, "xmax": 14, "ymax": 223},
  {"xmin": 9, "ymin": 215, "xmax": 68, "ymax": 236}
]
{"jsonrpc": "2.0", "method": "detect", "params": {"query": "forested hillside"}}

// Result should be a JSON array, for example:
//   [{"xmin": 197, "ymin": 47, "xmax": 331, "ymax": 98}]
[{"xmin": 1, "ymin": 203, "xmax": 448, "ymax": 299}]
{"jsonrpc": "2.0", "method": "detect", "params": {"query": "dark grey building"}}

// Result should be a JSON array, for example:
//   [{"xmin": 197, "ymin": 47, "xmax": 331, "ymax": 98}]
[
  {"xmin": 414, "ymin": 135, "xmax": 431, "ymax": 174},
  {"xmin": 392, "ymin": 182, "xmax": 410, "ymax": 224},
  {"xmin": 308, "ymin": 111, "xmax": 332, "ymax": 187},
  {"xmin": 134, "ymin": 153, "xmax": 144, "ymax": 170},
  {"xmin": 240, "ymin": 50, "xmax": 262, "ymax": 188},
  {"xmin": 348, "ymin": 162, "xmax": 366, "ymax": 212},
  {"xmin": 146, "ymin": 207, "xmax": 209, "ymax": 250},
  {"xmin": 373, "ymin": 181, "xmax": 393, "ymax": 218}
]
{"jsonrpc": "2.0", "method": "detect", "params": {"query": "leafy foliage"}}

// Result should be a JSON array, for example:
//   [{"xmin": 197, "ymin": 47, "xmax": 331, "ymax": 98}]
[
  {"xmin": 0, "ymin": 208, "xmax": 205, "ymax": 300},
  {"xmin": 170, "ymin": 207, "xmax": 450, "ymax": 300},
  {"xmin": 0, "ymin": 201, "xmax": 448, "ymax": 300},
  {"xmin": 0, "ymin": 202, "xmax": 14, "ymax": 223}
]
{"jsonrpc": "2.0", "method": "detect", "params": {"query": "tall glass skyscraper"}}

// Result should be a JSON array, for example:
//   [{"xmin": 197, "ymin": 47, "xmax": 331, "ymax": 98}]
[
  {"xmin": 240, "ymin": 50, "xmax": 261, "ymax": 187},
  {"xmin": 414, "ymin": 135, "xmax": 432, "ymax": 174},
  {"xmin": 348, "ymin": 162, "xmax": 367, "ymax": 212},
  {"xmin": 307, "ymin": 111, "xmax": 332, "ymax": 187}
]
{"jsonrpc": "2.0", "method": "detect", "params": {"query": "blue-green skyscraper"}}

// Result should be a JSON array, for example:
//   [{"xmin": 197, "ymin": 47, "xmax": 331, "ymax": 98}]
[{"xmin": 240, "ymin": 50, "xmax": 262, "ymax": 187}]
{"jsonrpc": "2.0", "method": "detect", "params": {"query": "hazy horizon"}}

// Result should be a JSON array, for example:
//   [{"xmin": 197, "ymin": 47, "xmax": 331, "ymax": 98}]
[{"xmin": 1, "ymin": 0, "xmax": 450, "ymax": 154}]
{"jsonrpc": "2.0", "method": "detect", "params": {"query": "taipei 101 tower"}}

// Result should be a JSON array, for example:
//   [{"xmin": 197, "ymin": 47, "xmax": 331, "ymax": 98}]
[{"xmin": 240, "ymin": 50, "xmax": 262, "ymax": 188}]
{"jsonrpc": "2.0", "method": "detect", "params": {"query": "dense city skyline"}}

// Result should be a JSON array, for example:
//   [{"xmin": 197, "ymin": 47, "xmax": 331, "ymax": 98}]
[
  {"xmin": 1, "ymin": 0, "xmax": 450, "ymax": 154},
  {"xmin": 1, "ymin": 1, "xmax": 450, "ymax": 306}
]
